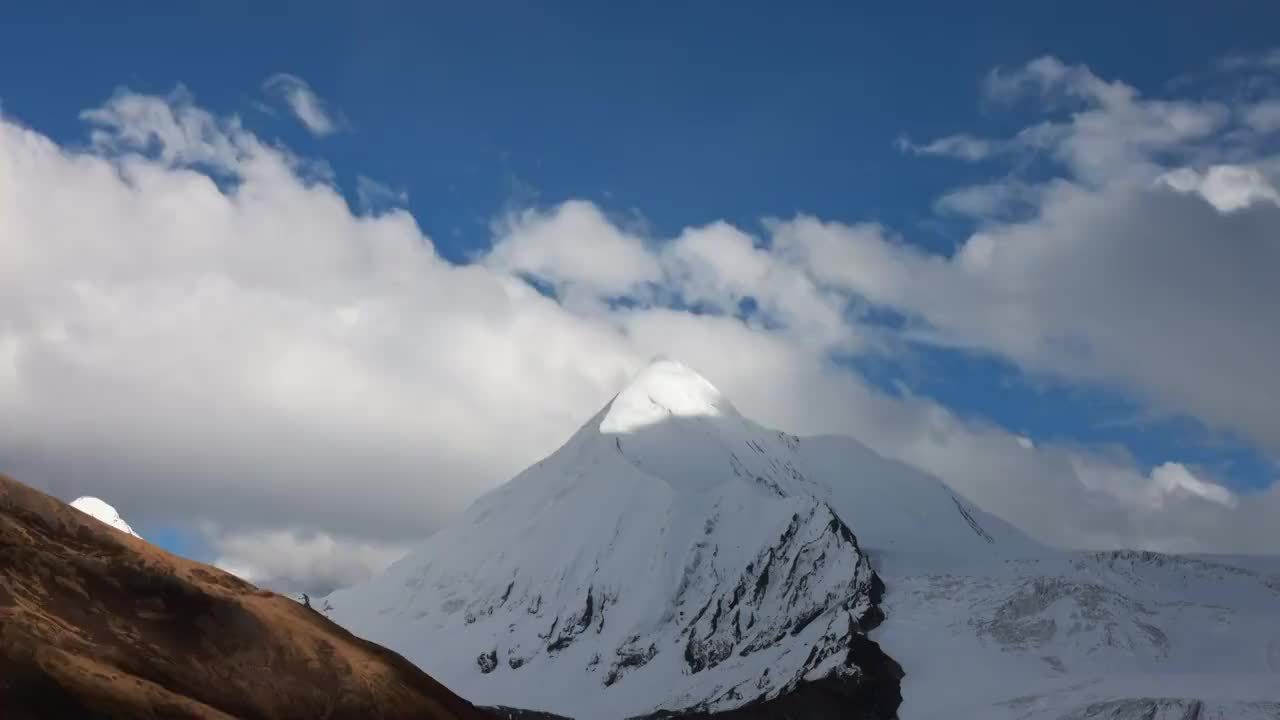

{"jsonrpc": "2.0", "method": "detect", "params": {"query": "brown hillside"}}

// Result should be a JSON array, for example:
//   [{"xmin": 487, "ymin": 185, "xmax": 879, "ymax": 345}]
[{"xmin": 0, "ymin": 473, "xmax": 491, "ymax": 720}]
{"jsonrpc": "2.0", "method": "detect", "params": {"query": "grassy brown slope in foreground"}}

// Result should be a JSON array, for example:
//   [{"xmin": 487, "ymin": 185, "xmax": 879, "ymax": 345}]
[{"xmin": 0, "ymin": 474, "xmax": 491, "ymax": 720}]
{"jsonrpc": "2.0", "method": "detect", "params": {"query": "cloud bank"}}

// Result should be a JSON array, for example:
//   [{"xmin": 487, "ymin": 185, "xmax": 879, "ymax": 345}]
[{"xmin": 3, "ymin": 56, "xmax": 1279, "ymax": 592}]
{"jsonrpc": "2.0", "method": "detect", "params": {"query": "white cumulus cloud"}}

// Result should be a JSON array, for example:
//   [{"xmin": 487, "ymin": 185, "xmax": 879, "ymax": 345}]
[
  {"xmin": 1158, "ymin": 164, "xmax": 1280, "ymax": 211},
  {"xmin": 212, "ymin": 528, "xmax": 407, "ymax": 596}
]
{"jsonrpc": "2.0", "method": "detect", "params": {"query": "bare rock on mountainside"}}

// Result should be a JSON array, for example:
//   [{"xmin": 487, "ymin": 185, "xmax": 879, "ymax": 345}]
[{"xmin": 0, "ymin": 473, "xmax": 491, "ymax": 720}]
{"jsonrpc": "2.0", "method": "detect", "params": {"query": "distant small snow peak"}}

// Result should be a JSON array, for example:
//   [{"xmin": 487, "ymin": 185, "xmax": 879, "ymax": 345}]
[
  {"xmin": 70, "ymin": 496, "xmax": 141, "ymax": 538},
  {"xmin": 599, "ymin": 358, "xmax": 738, "ymax": 433}
]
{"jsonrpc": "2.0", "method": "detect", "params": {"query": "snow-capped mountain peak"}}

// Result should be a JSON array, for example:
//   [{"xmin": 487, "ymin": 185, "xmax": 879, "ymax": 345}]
[
  {"xmin": 70, "ymin": 496, "xmax": 140, "ymax": 538},
  {"xmin": 599, "ymin": 357, "xmax": 739, "ymax": 434},
  {"xmin": 327, "ymin": 359, "xmax": 1023, "ymax": 718}
]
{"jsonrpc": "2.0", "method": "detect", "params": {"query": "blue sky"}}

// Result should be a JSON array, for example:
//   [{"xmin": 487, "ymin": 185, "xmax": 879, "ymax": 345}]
[
  {"xmin": 3, "ymin": 3, "xmax": 1280, "ymax": 588},
  {"xmin": 5, "ymin": 1, "xmax": 1277, "ymax": 254}
]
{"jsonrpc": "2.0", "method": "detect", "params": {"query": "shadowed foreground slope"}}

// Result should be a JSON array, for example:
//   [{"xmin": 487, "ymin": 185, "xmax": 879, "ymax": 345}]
[{"xmin": 0, "ymin": 473, "xmax": 490, "ymax": 720}]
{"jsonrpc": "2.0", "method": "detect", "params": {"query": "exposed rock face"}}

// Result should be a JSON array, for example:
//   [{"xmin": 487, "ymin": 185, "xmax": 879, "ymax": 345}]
[
  {"xmin": 635, "ymin": 596, "xmax": 904, "ymax": 720},
  {"xmin": 0, "ymin": 473, "xmax": 491, "ymax": 720},
  {"xmin": 492, "ymin": 626, "xmax": 904, "ymax": 720}
]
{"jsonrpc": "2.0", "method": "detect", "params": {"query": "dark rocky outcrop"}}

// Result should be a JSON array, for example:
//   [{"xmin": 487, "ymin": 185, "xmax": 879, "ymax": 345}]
[
  {"xmin": 639, "ymin": 645, "xmax": 902, "ymax": 719},
  {"xmin": 638, "ymin": 573, "xmax": 902, "ymax": 720},
  {"xmin": 491, "ymin": 631, "xmax": 903, "ymax": 720},
  {"xmin": 489, "ymin": 566, "xmax": 903, "ymax": 720}
]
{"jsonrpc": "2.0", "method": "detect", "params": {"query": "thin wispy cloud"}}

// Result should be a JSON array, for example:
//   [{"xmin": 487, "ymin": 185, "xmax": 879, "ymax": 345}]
[
  {"xmin": 263, "ymin": 73, "xmax": 344, "ymax": 137},
  {"xmin": 895, "ymin": 133, "xmax": 1003, "ymax": 161},
  {"xmin": 355, "ymin": 175, "xmax": 408, "ymax": 214}
]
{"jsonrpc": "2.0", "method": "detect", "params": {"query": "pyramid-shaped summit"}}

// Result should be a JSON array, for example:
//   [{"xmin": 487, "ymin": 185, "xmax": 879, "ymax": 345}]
[{"xmin": 599, "ymin": 358, "xmax": 739, "ymax": 434}]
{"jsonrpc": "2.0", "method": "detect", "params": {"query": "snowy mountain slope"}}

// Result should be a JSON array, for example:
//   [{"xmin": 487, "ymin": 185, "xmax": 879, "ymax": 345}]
[
  {"xmin": 69, "ymin": 496, "xmax": 140, "ymax": 537},
  {"xmin": 327, "ymin": 359, "xmax": 1023, "ymax": 718},
  {"xmin": 877, "ymin": 549, "xmax": 1280, "ymax": 719},
  {"xmin": 789, "ymin": 433, "xmax": 1032, "ymax": 558}
]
